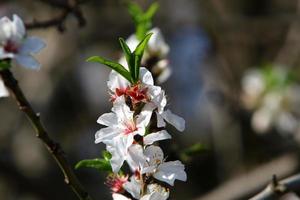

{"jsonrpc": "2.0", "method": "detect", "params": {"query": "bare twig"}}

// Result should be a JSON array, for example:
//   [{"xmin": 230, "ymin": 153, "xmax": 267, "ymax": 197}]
[
  {"xmin": 0, "ymin": 69, "xmax": 93, "ymax": 200},
  {"xmin": 250, "ymin": 174, "xmax": 300, "ymax": 200},
  {"xmin": 25, "ymin": 0, "xmax": 87, "ymax": 32}
]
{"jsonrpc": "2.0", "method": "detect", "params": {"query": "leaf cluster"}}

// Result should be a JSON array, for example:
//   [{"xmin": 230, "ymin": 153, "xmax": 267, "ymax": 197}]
[{"xmin": 87, "ymin": 33, "xmax": 152, "ymax": 84}]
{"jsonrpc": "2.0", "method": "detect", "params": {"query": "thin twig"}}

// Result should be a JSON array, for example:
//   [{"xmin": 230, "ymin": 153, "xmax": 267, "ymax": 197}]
[
  {"xmin": 0, "ymin": 69, "xmax": 93, "ymax": 200},
  {"xmin": 250, "ymin": 174, "xmax": 300, "ymax": 200},
  {"xmin": 25, "ymin": 0, "xmax": 86, "ymax": 32}
]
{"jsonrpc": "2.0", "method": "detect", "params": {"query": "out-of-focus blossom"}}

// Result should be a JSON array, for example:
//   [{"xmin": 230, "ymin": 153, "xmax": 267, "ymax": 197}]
[{"xmin": 0, "ymin": 14, "xmax": 45, "ymax": 69}]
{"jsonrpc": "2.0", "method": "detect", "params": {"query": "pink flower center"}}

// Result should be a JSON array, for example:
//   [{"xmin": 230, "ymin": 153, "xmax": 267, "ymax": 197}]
[
  {"xmin": 124, "ymin": 121, "xmax": 137, "ymax": 135},
  {"xmin": 111, "ymin": 83, "xmax": 149, "ymax": 104},
  {"xmin": 4, "ymin": 40, "xmax": 19, "ymax": 53},
  {"xmin": 106, "ymin": 175, "xmax": 128, "ymax": 193}
]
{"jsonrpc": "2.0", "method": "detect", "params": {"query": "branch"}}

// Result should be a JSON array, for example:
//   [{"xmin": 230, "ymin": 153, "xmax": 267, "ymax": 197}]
[
  {"xmin": 25, "ymin": 0, "xmax": 86, "ymax": 32},
  {"xmin": 250, "ymin": 174, "xmax": 300, "ymax": 200},
  {"xmin": 0, "ymin": 69, "xmax": 93, "ymax": 200}
]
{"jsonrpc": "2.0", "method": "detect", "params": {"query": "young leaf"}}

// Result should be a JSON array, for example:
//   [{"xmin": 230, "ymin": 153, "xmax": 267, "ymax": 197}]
[
  {"xmin": 0, "ymin": 60, "xmax": 11, "ymax": 70},
  {"xmin": 102, "ymin": 150, "xmax": 112, "ymax": 161},
  {"xmin": 127, "ymin": 1, "xmax": 143, "ymax": 20},
  {"xmin": 144, "ymin": 2, "xmax": 159, "ymax": 23},
  {"xmin": 119, "ymin": 38, "xmax": 134, "ymax": 78},
  {"xmin": 75, "ymin": 158, "xmax": 112, "ymax": 172},
  {"xmin": 133, "ymin": 33, "xmax": 153, "ymax": 80},
  {"xmin": 87, "ymin": 56, "xmax": 132, "ymax": 83}
]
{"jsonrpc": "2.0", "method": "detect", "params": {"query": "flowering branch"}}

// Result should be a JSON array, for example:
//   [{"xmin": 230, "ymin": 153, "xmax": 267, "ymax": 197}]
[
  {"xmin": 25, "ymin": 0, "xmax": 86, "ymax": 32},
  {"xmin": 0, "ymin": 69, "xmax": 93, "ymax": 200},
  {"xmin": 250, "ymin": 174, "xmax": 300, "ymax": 200}
]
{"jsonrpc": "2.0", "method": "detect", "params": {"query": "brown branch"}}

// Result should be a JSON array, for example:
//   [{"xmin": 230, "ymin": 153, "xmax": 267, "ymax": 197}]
[
  {"xmin": 25, "ymin": 0, "xmax": 87, "ymax": 32},
  {"xmin": 250, "ymin": 174, "xmax": 300, "ymax": 200},
  {"xmin": 0, "ymin": 69, "xmax": 93, "ymax": 200}
]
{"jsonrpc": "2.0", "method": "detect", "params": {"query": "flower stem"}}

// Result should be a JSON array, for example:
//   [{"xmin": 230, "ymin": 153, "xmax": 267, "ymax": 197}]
[{"xmin": 0, "ymin": 69, "xmax": 93, "ymax": 200}]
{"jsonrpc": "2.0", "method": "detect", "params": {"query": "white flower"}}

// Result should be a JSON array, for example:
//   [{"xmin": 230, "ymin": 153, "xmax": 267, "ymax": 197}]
[
  {"xmin": 0, "ymin": 79, "xmax": 8, "ymax": 97},
  {"xmin": 152, "ymin": 91, "xmax": 185, "ymax": 132},
  {"xmin": 108, "ymin": 67, "xmax": 162, "ymax": 105},
  {"xmin": 123, "ymin": 175, "xmax": 143, "ymax": 199},
  {"xmin": 127, "ymin": 145, "xmax": 187, "ymax": 186},
  {"xmin": 140, "ymin": 184, "xmax": 169, "ymax": 200},
  {"xmin": 95, "ymin": 97, "xmax": 153, "ymax": 172},
  {"xmin": 0, "ymin": 14, "xmax": 45, "ymax": 69}
]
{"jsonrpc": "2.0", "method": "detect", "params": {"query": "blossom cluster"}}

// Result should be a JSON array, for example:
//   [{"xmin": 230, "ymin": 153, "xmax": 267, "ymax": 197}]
[
  {"xmin": 0, "ymin": 14, "xmax": 45, "ymax": 97},
  {"xmin": 241, "ymin": 66, "xmax": 300, "ymax": 135},
  {"xmin": 94, "ymin": 32, "xmax": 187, "ymax": 199}
]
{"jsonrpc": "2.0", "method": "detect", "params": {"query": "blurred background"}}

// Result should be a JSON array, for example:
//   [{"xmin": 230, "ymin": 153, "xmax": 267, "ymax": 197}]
[{"xmin": 1, "ymin": 0, "xmax": 300, "ymax": 199}]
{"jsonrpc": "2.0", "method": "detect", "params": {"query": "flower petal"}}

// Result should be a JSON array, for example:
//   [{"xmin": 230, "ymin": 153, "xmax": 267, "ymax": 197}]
[
  {"xmin": 140, "ymin": 67, "xmax": 154, "ymax": 85},
  {"xmin": 112, "ymin": 193, "xmax": 131, "ymax": 200},
  {"xmin": 154, "ymin": 160, "xmax": 187, "ymax": 186},
  {"xmin": 144, "ymin": 145, "xmax": 164, "ymax": 166},
  {"xmin": 123, "ymin": 176, "xmax": 142, "ymax": 199},
  {"xmin": 0, "ymin": 16, "xmax": 13, "ymax": 41},
  {"xmin": 127, "ymin": 144, "xmax": 146, "ymax": 172},
  {"xmin": 107, "ymin": 70, "xmax": 129, "ymax": 92},
  {"xmin": 143, "ymin": 130, "xmax": 171, "ymax": 145},
  {"xmin": 156, "ymin": 111, "xmax": 166, "ymax": 128},
  {"xmin": 107, "ymin": 135, "xmax": 134, "ymax": 173},
  {"xmin": 12, "ymin": 14, "xmax": 25, "ymax": 39},
  {"xmin": 15, "ymin": 54, "xmax": 40, "ymax": 70},
  {"xmin": 19, "ymin": 36, "xmax": 46, "ymax": 54},
  {"xmin": 0, "ymin": 79, "xmax": 9, "ymax": 97},
  {"xmin": 95, "ymin": 127, "xmax": 119, "ymax": 144},
  {"xmin": 161, "ymin": 109, "xmax": 185, "ymax": 132},
  {"xmin": 97, "ymin": 112, "xmax": 118, "ymax": 127}
]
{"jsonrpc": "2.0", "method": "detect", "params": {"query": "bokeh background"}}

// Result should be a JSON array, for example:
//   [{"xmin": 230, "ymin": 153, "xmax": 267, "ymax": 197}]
[{"xmin": 1, "ymin": 0, "xmax": 300, "ymax": 199}]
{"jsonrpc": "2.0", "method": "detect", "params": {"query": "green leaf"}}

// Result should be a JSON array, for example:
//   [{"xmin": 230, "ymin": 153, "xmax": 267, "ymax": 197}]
[
  {"xmin": 0, "ymin": 60, "xmax": 11, "ymax": 70},
  {"xmin": 127, "ymin": 1, "xmax": 143, "ymax": 19},
  {"xmin": 119, "ymin": 38, "xmax": 135, "ymax": 78},
  {"xmin": 102, "ymin": 151, "xmax": 112, "ymax": 161},
  {"xmin": 180, "ymin": 143, "xmax": 206, "ymax": 162},
  {"xmin": 144, "ymin": 2, "xmax": 159, "ymax": 22},
  {"xmin": 133, "ymin": 33, "xmax": 153, "ymax": 80},
  {"xmin": 75, "ymin": 158, "xmax": 112, "ymax": 172},
  {"xmin": 87, "ymin": 56, "xmax": 132, "ymax": 83}
]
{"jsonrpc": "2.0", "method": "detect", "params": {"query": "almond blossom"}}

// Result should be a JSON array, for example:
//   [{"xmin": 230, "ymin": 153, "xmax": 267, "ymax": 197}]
[
  {"xmin": 127, "ymin": 144, "xmax": 187, "ymax": 186},
  {"xmin": 0, "ymin": 14, "xmax": 45, "ymax": 98},
  {"xmin": 95, "ymin": 96, "xmax": 153, "ymax": 172},
  {"xmin": 0, "ymin": 14, "xmax": 45, "ymax": 69}
]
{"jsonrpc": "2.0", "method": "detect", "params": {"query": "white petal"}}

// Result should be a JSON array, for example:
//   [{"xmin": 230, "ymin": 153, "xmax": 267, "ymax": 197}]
[
  {"xmin": 12, "ymin": 14, "xmax": 25, "ymax": 39},
  {"xmin": 127, "ymin": 144, "xmax": 146, "ymax": 171},
  {"xmin": 125, "ymin": 34, "xmax": 139, "ymax": 51},
  {"xmin": 19, "ymin": 36, "xmax": 46, "ymax": 54},
  {"xmin": 156, "ymin": 112, "xmax": 166, "ymax": 128},
  {"xmin": 0, "ymin": 16, "xmax": 13, "ymax": 41},
  {"xmin": 140, "ymin": 67, "xmax": 154, "ymax": 85},
  {"xmin": 0, "ymin": 48, "xmax": 14, "ymax": 59},
  {"xmin": 112, "ymin": 193, "xmax": 131, "ymax": 200},
  {"xmin": 136, "ymin": 103, "xmax": 155, "ymax": 129},
  {"xmin": 107, "ymin": 135, "xmax": 134, "ymax": 173},
  {"xmin": 15, "ymin": 54, "xmax": 40, "ymax": 70},
  {"xmin": 161, "ymin": 110, "xmax": 185, "ymax": 132},
  {"xmin": 112, "ymin": 97, "xmax": 134, "ymax": 122},
  {"xmin": 144, "ymin": 145, "xmax": 164, "ymax": 166},
  {"xmin": 107, "ymin": 70, "xmax": 129, "ymax": 92},
  {"xmin": 154, "ymin": 161, "xmax": 187, "ymax": 186},
  {"xmin": 97, "ymin": 112, "xmax": 118, "ymax": 126},
  {"xmin": 148, "ymin": 28, "xmax": 169, "ymax": 57},
  {"xmin": 123, "ymin": 176, "xmax": 142, "ymax": 199},
  {"xmin": 146, "ymin": 184, "xmax": 169, "ymax": 200},
  {"xmin": 95, "ymin": 127, "xmax": 119, "ymax": 144},
  {"xmin": 143, "ymin": 130, "xmax": 171, "ymax": 145},
  {"xmin": 0, "ymin": 79, "xmax": 9, "ymax": 97}
]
